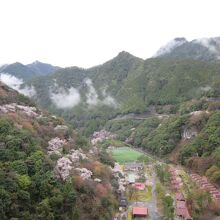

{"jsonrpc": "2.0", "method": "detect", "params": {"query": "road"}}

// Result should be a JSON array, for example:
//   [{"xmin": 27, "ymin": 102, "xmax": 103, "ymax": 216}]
[{"xmin": 147, "ymin": 170, "xmax": 160, "ymax": 220}]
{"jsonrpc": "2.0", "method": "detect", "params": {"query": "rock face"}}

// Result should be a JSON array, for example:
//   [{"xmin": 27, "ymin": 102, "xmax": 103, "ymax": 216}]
[
  {"xmin": 91, "ymin": 129, "xmax": 117, "ymax": 145},
  {"xmin": 0, "ymin": 103, "xmax": 38, "ymax": 117},
  {"xmin": 190, "ymin": 110, "xmax": 209, "ymax": 116},
  {"xmin": 182, "ymin": 127, "xmax": 198, "ymax": 140}
]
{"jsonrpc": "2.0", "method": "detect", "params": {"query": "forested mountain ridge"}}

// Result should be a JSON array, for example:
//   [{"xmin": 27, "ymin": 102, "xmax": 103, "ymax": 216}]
[
  {"xmin": 2, "ymin": 36, "xmax": 220, "ymax": 189},
  {"xmin": 155, "ymin": 37, "xmax": 220, "ymax": 61},
  {"xmin": 0, "ymin": 61, "xmax": 60, "ymax": 81},
  {"xmin": 0, "ymin": 81, "xmax": 117, "ymax": 220},
  {"xmin": 27, "ymin": 60, "xmax": 60, "ymax": 76},
  {"xmin": 27, "ymin": 53, "xmax": 220, "ymax": 135}
]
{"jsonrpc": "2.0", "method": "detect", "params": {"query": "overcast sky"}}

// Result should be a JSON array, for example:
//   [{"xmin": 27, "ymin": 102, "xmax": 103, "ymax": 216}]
[{"xmin": 0, "ymin": 0, "xmax": 220, "ymax": 68}]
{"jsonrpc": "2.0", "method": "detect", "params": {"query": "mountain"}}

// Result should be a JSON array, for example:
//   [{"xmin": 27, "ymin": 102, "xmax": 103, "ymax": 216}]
[
  {"xmin": 154, "ymin": 37, "xmax": 220, "ymax": 61},
  {"xmin": 0, "ymin": 61, "xmax": 60, "ymax": 81},
  {"xmin": 27, "ymin": 60, "xmax": 60, "ymax": 76},
  {"xmin": 24, "ymin": 51, "xmax": 144, "ymax": 133},
  {"xmin": 0, "ymin": 62, "xmax": 37, "ymax": 80},
  {"xmin": 26, "ymin": 52, "xmax": 220, "ymax": 136},
  {"xmin": 1, "ymin": 36, "xmax": 220, "ymax": 220}
]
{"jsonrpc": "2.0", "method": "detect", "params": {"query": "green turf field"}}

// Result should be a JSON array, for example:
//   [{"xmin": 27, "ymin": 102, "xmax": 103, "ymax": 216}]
[{"xmin": 112, "ymin": 147, "xmax": 143, "ymax": 163}]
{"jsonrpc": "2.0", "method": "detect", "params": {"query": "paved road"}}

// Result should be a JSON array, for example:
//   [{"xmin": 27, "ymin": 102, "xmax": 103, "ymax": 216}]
[{"xmin": 147, "ymin": 170, "xmax": 161, "ymax": 220}]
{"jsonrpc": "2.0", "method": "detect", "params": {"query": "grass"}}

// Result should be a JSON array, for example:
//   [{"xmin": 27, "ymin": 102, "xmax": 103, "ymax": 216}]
[
  {"xmin": 129, "ymin": 187, "xmax": 152, "ymax": 202},
  {"xmin": 112, "ymin": 147, "xmax": 143, "ymax": 163}
]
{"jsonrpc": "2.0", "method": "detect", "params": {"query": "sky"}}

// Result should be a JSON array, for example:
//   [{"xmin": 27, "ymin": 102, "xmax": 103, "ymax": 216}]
[{"xmin": 0, "ymin": 0, "xmax": 220, "ymax": 68}]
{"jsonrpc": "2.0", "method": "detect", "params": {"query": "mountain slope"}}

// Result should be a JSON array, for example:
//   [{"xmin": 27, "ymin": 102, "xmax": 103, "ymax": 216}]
[
  {"xmin": 155, "ymin": 37, "xmax": 220, "ymax": 61},
  {"xmin": 0, "ymin": 62, "xmax": 37, "ymax": 80},
  {"xmin": 0, "ymin": 81, "xmax": 117, "ymax": 220},
  {"xmin": 0, "ymin": 61, "xmax": 60, "ymax": 81},
  {"xmin": 26, "ymin": 54, "xmax": 220, "ymax": 136},
  {"xmin": 27, "ymin": 60, "xmax": 60, "ymax": 76}
]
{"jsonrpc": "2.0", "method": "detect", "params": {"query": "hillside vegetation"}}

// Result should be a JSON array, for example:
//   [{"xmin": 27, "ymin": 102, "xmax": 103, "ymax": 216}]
[
  {"xmin": 2, "ymin": 37, "xmax": 220, "ymax": 191},
  {"xmin": 25, "ymin": 54, "xmax": 220, "ymax": 136},
  {"xmin": 0, "ymin": 82, "xmax": 117, "ymax": 220}
]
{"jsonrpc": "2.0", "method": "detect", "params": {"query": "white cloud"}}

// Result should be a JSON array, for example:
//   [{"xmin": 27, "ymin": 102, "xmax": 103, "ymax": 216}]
[
  {"xmin": 195, "ymin": 38, "xmax": 220, "ymax": 58},
  {"xmin": 1, "ymin": 0, "xmax": 220, "ymax": 67},
  {"xmin": 101, "ymin": 88, "xmax": 118, "ymax": 108},
  {"xmin": 85, "ymin": 78, "xmax": 99, "ymax": 105},
  {"xmin": 84, "ymin": 79, "xmax": 119, "ymax": 107},
  {"xmin": 103, "ymin": 96, "xmax": 118, "ymax": 107},
  {"xmin": 19, "ymin": 85, "xmax": 36, "ymax": 97},
  {"xmin": 0, "ymin": 73, "xmax": 36, "ymax": 97},
  {"xmin": 50, "ymin": 87, "xmax": 81, "ymax": 109},
  {"xmin": 154, "ymin": 38, "xmax": 187, "ymax": 56}
]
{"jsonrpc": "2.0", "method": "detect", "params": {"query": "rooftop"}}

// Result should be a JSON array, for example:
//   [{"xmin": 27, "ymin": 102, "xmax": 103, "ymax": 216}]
[{"xmin": 132, "ymin": 207, "xmax": 148, "ymax": 216}]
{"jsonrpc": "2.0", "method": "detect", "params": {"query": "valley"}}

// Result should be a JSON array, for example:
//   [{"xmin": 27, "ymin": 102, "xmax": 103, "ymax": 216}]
[
  {"xmin": 95, "ymin": 132, "xmax": 220, "ymax": 220},
  {"xmin": 1, "ymin": 36, "xmax": 220, "ymax": 219}
]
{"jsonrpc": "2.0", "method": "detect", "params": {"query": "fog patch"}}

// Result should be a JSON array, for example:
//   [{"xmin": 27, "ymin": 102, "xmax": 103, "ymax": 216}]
[
  {"xmin": 200, "ymin": 86, "xmax": 211, "ymax": 91},
  {"xmin": 195, "ymin": 38, "xmax": 220, "ymax": 58},
  {"xmin": 154, "ymin": 38, "xmax": 187, "ymax": 57},
  {"xmin": 102, "ymin": 96, "xmax": 118, "ymax": 107},
  {"xmin": 102, "ymin": 88, "xmax": 118, "ymax": 107},
  {"xmin": 84, "ymin": 78, "xmax": 99, "ymax": 105},
  {"xmin": 19, "ymin": 85, "xmax": 36, "ymax": 97},
  {"xmin": 50, "ymin": 86, "xmax": 81, "ymax": 109},
  {"xmin": 0, "ymin": 73, "xmax": 36, "ymax": 97},
  {"xmin": 84, "ymin": 78, "xmax": 118, "ymax": 108}
]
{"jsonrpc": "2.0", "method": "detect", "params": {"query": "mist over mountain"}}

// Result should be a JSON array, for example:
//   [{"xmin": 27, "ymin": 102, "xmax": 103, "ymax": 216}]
[
  {"xmin": 0, "ymin": 61, "xmax": 61, "ymax": 98},
  {"xmin": 0, "ymin": 61, "xmax": 60, "ymax": 81},
  {"xmin": 1, "ymin": 36, "xmax": 220, "ymax": 219},
  {"xmin": 155, "ymin": 37, "xmax": 220, "ymax": 61}
]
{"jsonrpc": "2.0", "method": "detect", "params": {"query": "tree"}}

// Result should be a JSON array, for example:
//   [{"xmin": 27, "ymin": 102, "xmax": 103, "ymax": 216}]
[{"xmin": 17, "ymin": 175, "xmax": 31, "ymax": 190}]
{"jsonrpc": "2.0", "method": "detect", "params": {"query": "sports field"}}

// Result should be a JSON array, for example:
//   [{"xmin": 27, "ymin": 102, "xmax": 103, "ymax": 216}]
[{"xmin": 112, "ymin": 147, "xmax": 143, "ymax": 163}]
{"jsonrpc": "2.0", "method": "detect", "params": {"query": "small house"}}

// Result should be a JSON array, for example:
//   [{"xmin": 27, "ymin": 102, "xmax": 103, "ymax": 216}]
[
  {"xmin": 176, "ymin": 192, "xmax": 185, "ymax": 201},
  {"xmin": 133, "ymin": 182, "xmax": 145, "ymax": 190},
  {"xmin": 132, "ymin": 207, "xmax": 148, "ymax": 218},
  {"xmin": 176, "ymin": 208, "xmax": 193, "ymax": 220}
]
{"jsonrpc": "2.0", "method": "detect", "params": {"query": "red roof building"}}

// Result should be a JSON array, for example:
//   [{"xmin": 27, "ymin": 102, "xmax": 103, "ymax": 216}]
[
  {"xmin": 177, "ymin": 201, "xmax": 187, "ymax": 209},
  {"xmin": 176, "ymin": 208, "xmax": 192, "ymax": 220},
  {"xmin": 132, "ymin": 207, "xmax": 148, "ymax": 217},
  {"xmin": 176, "ymin": 192, "xmax": 185, "ymax": 201},
  {"xmin": 212, "ymin": 193, "xmax": 220, "ymax": 200},
  {"xmin": 133, "ymin": 182, "xmax": 145, "ymax": 190}
]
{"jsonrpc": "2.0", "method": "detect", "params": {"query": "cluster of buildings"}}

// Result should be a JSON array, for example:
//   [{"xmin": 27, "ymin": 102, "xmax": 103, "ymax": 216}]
[
  {"xmin": 113, "ymin": 162, "xmax": 149, "ymax": 219},
  {"xmin": 124, "ymin": 162, "xmax": 143, "ymax": 172},
  {"xmin": 122, "ymin": 163, "xmax": 149, "ymax": 219},
  {"xmin": 168, "ymin": 167, "xmax": 192, "ymax": 220},
  {"xmin": 168, "ymin": 167, "xmax": 183, "ymax": 190},
  {"xmin": 190, "ymin": 173, "xmax": 220, "ymax": 201},
  {"xmin": 175, "ymin": 192, "xmax": 193, "ymax": 220}
]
